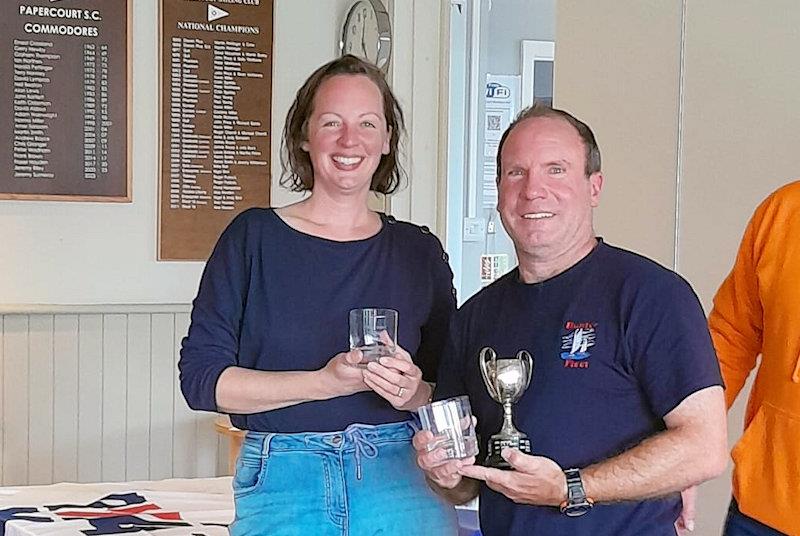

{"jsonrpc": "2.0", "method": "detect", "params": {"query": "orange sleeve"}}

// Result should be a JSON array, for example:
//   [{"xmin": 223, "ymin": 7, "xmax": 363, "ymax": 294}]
[{"xmin": 708, "ymin": 207, "xmax": 765, "ymax": 409}]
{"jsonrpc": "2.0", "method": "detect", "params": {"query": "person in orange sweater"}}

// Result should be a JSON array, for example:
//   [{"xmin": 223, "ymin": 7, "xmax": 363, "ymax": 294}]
[{"xmin": 709, "ymin": 179, "xmax": 800, "ymax": 536}]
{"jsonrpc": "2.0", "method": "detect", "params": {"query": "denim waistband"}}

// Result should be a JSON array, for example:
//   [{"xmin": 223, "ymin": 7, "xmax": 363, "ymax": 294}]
[{"xmin": 242, "ymin": 421, "xmax": 418, "ymax": 479}]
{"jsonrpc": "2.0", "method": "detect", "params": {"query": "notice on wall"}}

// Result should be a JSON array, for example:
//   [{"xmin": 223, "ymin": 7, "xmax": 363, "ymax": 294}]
[
  {"xmin": 159, "ymin": 0, "xmax": 272, "ymax": 261},
  {"xmin": 0, "ymin": 1, "xmax": 130, "ymax": 201},
  {"xmin": 480, "ymin": 253, "xmax": 509, "ymax": 286},
  {"xmin": 482, "ymin": 74, "xmax": 519, "ymax": 209}
]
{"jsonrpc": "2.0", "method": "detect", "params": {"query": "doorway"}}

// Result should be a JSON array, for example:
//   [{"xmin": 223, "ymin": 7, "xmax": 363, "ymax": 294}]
[{"xmin": 445, "ymin": 0, "xmax": 556, "ymax": 303}]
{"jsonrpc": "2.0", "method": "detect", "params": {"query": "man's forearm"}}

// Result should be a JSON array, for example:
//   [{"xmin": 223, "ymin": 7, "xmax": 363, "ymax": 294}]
[
  {"xmin": 582, "ymin": 394, "xmax": 727, "ymax": 502},
  {"xmin": 426, "ymin": 475, "xmax": 481, "ymax": 505}
]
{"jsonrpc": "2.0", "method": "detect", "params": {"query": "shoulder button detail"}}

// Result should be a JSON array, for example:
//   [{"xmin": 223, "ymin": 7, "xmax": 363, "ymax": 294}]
[
  {"xmin": 442, "ymin": 252, "xmax": 449, "ymax": 262},
  {"xmin": 386, "ymin": 215, "xmax": 397, "ymax": 224},
  {"xmin": 420, "ymin": 225, "xmax": 431, "ymax": 234}
]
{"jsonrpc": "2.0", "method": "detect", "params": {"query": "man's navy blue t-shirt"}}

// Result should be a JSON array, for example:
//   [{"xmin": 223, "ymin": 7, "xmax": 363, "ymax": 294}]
[
  {"xmin": 436, "ymin": 240, "xmax": 722, "ymax": 536},
  {"xmin": 179, "ymin": 208, "xmax": 455, "ymax": 433}
]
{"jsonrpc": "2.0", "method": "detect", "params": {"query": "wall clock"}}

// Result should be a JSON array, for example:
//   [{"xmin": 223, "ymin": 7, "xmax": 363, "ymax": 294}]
[{"xmin": 340, "ymin": 0, "xmax": 392, "ymax": 72}]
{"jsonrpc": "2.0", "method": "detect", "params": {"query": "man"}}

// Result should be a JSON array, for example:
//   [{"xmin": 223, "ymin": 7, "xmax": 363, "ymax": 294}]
[
  {"xmin": 708, "ymin": 180, "xmax": 800, "ymax": 536},
  {"xmin": 414, "ymin": 105, "xmax": 728, "ymax": 535}
]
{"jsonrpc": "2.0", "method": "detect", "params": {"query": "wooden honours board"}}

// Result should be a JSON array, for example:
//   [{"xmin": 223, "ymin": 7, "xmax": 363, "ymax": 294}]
[
  {"xmin": 0, "ymin": 1, "xmax": 131, "ymax": 201},
  {"xmin": 159, "ymin": 0, "xmax": 273, "ymax": 261}
]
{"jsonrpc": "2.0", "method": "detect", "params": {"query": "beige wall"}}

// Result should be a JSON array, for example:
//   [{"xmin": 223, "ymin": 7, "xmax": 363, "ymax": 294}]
[
  {"xmin": 555, "ymin": 1, "xmax": 683, "ymax": 268},
  {"xmin": 556, "ymin": 1, "xmax": 800, "ymax": 534},
  {"xmin": 0, "ymin": 0, "xmax": 446, "ymax": 306},
  {"xmin": 0, "ymin": 0, "xmax": 337, "ymax": 305},
  {"xmin": 385, "ymin": 0, "xmax": 447, "ymax": 232},
  {"xmin": 679, "ymin": 0, "xmax": 800, "ymax": 306}
]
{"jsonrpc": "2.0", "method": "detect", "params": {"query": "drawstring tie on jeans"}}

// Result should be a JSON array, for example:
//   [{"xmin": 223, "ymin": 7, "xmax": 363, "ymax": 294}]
[{"xmin": 347, "ymin": 428, "xmax": 379, "ymax": 480}]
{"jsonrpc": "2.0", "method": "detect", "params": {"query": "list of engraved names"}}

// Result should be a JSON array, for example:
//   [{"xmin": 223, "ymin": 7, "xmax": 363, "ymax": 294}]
[
  {"xmin": 1, "ymin": 2, "xmax": 128, "ymax": 198},
  {"xmin": 168, "ymin": 32, "xmax": 268, "ymax": 211},
  {"xmin": 12, "ymin": 38, "xmax": 58, "ymax": 180}
]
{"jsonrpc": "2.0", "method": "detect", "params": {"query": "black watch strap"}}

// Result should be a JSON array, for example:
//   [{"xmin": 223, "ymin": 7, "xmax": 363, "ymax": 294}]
[{"xmin": 560, "ymin": 468, "xmax": 594, "ymax": 517}]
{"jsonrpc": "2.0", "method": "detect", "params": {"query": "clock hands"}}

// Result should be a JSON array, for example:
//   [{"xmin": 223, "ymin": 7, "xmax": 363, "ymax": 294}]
[
  {"xmin": 361, "ymin": 8, "xmax": 368, "ymax": 58},
  {"xmin": 341, "ymin": 1, "xmax": 389, "ymax": 69}
]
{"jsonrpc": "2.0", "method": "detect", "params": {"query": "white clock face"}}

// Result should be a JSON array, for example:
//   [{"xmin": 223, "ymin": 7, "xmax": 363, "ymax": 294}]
[{"xmin": 343, "ymin": 2, "xmax": 381, "ymax": 64}]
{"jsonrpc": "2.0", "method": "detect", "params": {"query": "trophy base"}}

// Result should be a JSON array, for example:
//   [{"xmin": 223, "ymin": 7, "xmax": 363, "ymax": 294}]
[{"xmin": 485, "ymin": 436, "xmax": 531, "ymax": 470}]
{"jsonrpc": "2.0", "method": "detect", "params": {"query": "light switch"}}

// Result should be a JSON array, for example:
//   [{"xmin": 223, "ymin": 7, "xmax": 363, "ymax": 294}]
[{"xmin": 463, "ymin": 217, "xmax": 485, "ymax": 242}]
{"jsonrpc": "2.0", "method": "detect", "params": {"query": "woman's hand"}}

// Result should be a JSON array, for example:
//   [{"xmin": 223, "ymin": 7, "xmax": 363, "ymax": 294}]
[
  {"xmin": 318, "ymin": 349, "xmax": 370, "ymax": 398},
  {"xmin": 363, "ymin": 342, "xmax": 430, "ymax": 410}
]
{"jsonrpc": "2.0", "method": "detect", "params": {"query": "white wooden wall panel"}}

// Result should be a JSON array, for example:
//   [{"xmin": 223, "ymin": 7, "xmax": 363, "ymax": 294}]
[
  {"xmin": 149, "ymin": 314, "xmax": 175, "ymax": 481},
  {"xmin": 195, "ymin": 415, "xmax": 220, "ymax": 478},
  {"xmin": 78, "ymin": 314, "xmax": 103, "ymax": 483},
  {"xmin": 173, "ymin": 313, "xmax": 195, "ymax": 478},
  {"xmin": 3, "ymin": 315, "xmax": 29, "ymax": 485},
  {"xmin": 28, "ymin": 315, "xmax": 54, "ymax": 485},
  {"xmin": 101, "ymin": 314, "xmax": 128, "ymax": 482},
  {"xmin": 218, "ymin": 437, "xmax": 228, "ymax": 476},
  {"xmin": 53, "ymin": 315, "xmax": 79, "ymax": 483},
  {"xmin": 126, "ymin": 313, "xmax": 151, "ymax": 481},
  {"xmin": 0, "ymin": 307, "xmax": 225, "ymax": 486}
]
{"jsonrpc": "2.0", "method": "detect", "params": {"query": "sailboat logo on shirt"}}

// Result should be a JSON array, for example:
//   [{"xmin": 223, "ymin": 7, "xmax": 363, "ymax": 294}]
[{"xmin": 560, "ymin": 321, "xmax": 596, "ymax": 368}]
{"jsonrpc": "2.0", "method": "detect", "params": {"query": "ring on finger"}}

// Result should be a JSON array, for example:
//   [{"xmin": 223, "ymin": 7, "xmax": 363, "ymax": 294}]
[{"xmin": 397, "ymin": 386, "xmax": 405, "ymax": 397}]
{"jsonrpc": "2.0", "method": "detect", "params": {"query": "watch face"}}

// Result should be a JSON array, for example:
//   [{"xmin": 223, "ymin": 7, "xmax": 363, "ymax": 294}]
[
  {"xmin": 342, "ymin": 1, "xmax": 381, "ymax": 64},
  {"xmin": 564, "ymin": 501, "xmax": 593, "ymax": 517}
]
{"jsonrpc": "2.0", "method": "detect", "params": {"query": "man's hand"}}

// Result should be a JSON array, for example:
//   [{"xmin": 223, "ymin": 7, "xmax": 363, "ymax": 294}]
[
  {"xmin": 458, "ymin": 448, "xmax": 567, "ymax": 507},
  {"xmin": 675, "ymin": 486, "xmax": 697, "ymax": 534},
  {"xmin": 412, "ymin": 429, "xmax": 475, "ymax": 489}
]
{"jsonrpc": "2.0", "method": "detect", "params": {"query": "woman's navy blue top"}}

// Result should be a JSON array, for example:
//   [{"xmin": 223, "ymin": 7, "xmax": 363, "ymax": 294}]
[{"xmin": 179, "ymin": 208, "xmax": 456, "ymax": 433}]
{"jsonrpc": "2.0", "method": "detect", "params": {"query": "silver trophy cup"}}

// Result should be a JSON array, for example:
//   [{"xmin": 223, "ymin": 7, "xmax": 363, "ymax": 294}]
[{"xmin": 479, "ymin": 347, "xmax": 534, "ymax": 469}]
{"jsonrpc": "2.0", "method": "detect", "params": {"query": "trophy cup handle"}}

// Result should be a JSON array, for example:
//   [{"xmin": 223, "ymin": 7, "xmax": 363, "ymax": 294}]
[
  {"xmin": 479, "ymin": 347, "xmax": 500, "ymax": 401},
  {"xmin": 516, "ymin": 350, "xmax": 534, "ymax": 391}
]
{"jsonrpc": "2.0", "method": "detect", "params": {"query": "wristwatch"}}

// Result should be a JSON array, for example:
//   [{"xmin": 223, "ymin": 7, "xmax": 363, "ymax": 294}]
[{"xmin": 560, "ymin": 468, "xmax": 594, "ymax": 517}]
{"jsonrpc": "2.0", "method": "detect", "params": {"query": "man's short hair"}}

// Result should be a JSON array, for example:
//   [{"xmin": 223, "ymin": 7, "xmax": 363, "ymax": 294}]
[{"xmin": 495, "ymin": 104, "xmax": 601, "ymax": 181}]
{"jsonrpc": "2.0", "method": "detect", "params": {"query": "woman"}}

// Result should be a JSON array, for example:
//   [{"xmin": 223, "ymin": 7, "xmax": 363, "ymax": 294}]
[{"xmin": 178, "ymin": 55, "xmax": 458, "ymax": 535}]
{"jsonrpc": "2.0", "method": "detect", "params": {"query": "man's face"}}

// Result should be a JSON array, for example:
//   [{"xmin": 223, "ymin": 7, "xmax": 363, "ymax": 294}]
[{"xmin": 497, "ymin": 116, "xmax": 603, "ymax": 263}]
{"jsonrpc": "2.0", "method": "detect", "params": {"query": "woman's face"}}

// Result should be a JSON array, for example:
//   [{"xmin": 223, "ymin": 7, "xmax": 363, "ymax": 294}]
[{"xmin": 302, "ymin": 74, "xmax": 391, "ymax": 195}]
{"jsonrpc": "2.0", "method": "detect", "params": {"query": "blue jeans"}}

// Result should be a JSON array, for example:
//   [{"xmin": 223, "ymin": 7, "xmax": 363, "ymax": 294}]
[
  {"xmin": 723, "ymin": 499, "xmax": 786, "ymax": 536},
  {"xmin": 229, "ymin": 421, "xmax": 459, "ymax": 536}
]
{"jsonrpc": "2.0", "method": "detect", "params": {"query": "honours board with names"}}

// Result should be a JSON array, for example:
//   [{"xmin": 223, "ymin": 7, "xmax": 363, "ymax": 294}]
[
  {"xmin": 159, "ymin": 0, "xmax": 273, "ymax": 261},
  {"xmin": 0, "ymin": 1, "xmax": 130, "ymax": 201}
]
